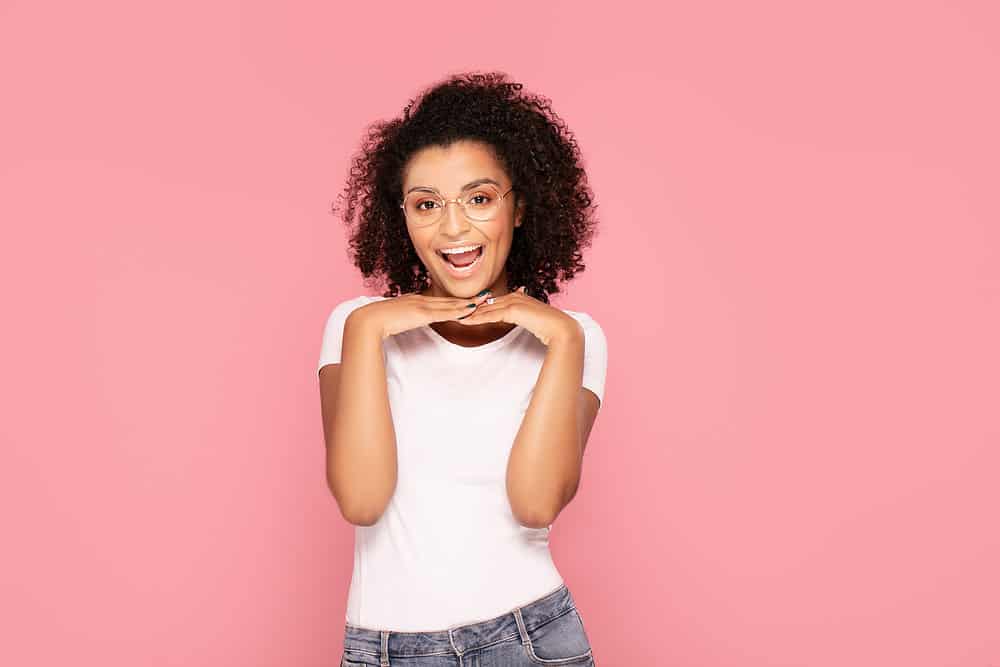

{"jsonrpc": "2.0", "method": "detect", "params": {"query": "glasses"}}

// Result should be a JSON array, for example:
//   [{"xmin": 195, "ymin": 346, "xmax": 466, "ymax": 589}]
[{"xmin": 400, "ymin": 183, "xmax": 515, "ymax": 228}]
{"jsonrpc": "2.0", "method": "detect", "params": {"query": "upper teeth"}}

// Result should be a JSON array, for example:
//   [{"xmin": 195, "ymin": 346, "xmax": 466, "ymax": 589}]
[{"xmin": 440, "ymin": 244, "xmax": 482, "ymax": 255}]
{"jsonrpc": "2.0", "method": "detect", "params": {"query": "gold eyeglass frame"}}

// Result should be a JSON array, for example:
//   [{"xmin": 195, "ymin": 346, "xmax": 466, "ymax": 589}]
[{"xmin": 400, "ymin": 184, "xmax": 515, "ymax": 226}]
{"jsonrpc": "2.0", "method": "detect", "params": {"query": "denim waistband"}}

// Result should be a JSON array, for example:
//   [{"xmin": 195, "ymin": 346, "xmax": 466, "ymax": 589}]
[{"xmin": 343, "ymin": 583, "xmax": 577, "ymax": 659}]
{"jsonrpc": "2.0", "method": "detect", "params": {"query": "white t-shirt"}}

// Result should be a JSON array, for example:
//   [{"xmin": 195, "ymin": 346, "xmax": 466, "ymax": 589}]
[{"xmin": 317, "ymin": 294, "xmax": 607, "ymax": 631}]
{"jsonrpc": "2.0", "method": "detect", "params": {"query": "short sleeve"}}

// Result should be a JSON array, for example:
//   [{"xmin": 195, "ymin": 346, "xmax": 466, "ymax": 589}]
[
  {"xmin": 576, "ymin": 312, "xmax": 608, "ymax": 407},
  {"xmin": 317, "ymin": 296, "xmax": 370, "ymax": 375}
]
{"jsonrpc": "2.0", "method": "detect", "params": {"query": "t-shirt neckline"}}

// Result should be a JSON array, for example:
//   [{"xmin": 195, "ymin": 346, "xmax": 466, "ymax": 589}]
[{"xmin": 420, "ymin": 322, "xmax": 526, "ymax": 352}]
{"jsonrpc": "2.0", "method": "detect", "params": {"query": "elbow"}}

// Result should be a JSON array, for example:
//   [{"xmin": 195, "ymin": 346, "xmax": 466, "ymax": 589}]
[
  {"xmin": 325, "ymin": 445, "xmax": 396, "ymax": 527},
  {"xmin": 515, "ymin": 511, "xmax": 556, "ymax": 530},
  {"xmin": 510, "ymin": 500, "xmax": 560, "ymax": 529},
  {"xmin": 339, "ymin": 504, "xmax": 383, "ymax": 527},
  {"xmin": 508, "ymin": 484, "xmax": 577, "ymax": 529},
  {"xmin": 326, "ymin": 477, "xmax": 391, "ymax": 527},
  {"xmin": 332, "ymin": 491, "xmax": 386, "ymax": 526}
]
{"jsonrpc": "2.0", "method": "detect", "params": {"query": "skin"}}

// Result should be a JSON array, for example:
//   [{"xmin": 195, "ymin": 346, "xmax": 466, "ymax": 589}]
[{"xmin": 320, "ymin": 139, "xmax": 601, "ymax": 529}]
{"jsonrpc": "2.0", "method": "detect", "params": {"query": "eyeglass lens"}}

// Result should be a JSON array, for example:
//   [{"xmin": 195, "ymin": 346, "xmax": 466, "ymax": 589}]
[{"xmin": 402, "ymin": 184, "xmax": 504, "ymax": 226}]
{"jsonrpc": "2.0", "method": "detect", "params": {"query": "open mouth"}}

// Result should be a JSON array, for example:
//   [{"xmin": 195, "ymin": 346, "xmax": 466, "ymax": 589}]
[{"xmin": 437, "ymin": 244, "xmax": 485, "ymax": 276}]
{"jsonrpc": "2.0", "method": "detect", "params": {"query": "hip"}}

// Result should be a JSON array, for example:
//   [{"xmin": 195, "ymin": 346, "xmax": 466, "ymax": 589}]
[{"xmin": 341, "ymin": 583, "xmax": 596, "ymax": 667}]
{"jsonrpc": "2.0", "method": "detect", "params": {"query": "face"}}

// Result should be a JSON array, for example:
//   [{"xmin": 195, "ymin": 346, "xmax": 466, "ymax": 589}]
[{"xmin": 401, "ymin": 140, "xmax": 524, "ymax": 299}]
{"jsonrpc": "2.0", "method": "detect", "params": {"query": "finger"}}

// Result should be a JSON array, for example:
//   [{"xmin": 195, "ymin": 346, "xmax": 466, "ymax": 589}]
[
  {"xmin": 423, "ymin": 294, "xmax": 491, "ymax": 305},
  {"xmin": 457, "ymin": 301, "xmax": 513, "ymax": 325},
  {"xmin": 435, "ymin": 291, "xmax": 492, "ymax": 310},
  {"xmin": 454, "ymin": 293, "xmax": 494, "ymax": 320},
  {"xmin": 465, "ymin": 290, "xmax": 514, "ymax": 315},
  {"xmin": 469, "ymin": 291, "xmax": 495, "ymax": 307},
  {"xmin": 457, "ymin": 290, "xmax": 493, "ymax": 305},
  {"xmin": 484, "ymin": 287, "xmax": 523, "ymax": 304},
  {"xmin": 455, "ymin": 302, "xmax": 482, "ymax": 320}
]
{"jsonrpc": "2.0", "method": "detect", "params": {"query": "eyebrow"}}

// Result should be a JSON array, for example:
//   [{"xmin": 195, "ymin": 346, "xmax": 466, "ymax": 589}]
[{"xmin": 404, "ymin": 178, "xmax": 502, "ymax": 196}]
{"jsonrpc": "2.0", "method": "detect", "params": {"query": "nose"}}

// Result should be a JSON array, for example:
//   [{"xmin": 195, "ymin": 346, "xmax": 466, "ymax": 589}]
[{"xmin": 438, "ymin": 197, "xmax": 472, "ymax": 234}]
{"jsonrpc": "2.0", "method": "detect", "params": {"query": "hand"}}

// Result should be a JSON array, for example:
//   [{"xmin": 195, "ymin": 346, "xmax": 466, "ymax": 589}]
[
  {"xmin": 356, "ymin": 290, "xmax": 495, "ymax": 340},
  {"xmin": 456, "ymin": 286, "xmax": 582, "ymax": 347}
]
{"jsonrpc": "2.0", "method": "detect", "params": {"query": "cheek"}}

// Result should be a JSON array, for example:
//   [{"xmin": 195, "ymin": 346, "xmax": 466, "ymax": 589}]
[
  {"xmin": 418, "ymin": 251, "xmax": 438, "ymax": 272},
  {"xmin": 406, "ymin": 232, "xmax": 434, "ymax": 264},
  {"xmin": 494, "ymin": 231, "xmax": 515, "ymax": 257}
]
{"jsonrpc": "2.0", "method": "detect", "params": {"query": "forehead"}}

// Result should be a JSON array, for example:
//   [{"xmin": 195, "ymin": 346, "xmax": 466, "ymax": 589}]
[{"xmin": 402, "ymin": 140, "xmax": 507, "ymax": 192}]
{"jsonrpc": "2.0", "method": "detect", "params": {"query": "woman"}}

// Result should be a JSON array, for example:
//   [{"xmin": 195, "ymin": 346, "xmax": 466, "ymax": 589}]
[{"xmin": 318, "ymin": 71, "xmax": 607, "ymax": 666}]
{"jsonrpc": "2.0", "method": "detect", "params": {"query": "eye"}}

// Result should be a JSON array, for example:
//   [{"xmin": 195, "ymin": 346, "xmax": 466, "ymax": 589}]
[
  {"xmin": 415, "ymin": 199, "xmax": 439, "ymax": 211},
  {"xmin": 467, "ymin": 192, "xmax": 492, "ymax": 206}
]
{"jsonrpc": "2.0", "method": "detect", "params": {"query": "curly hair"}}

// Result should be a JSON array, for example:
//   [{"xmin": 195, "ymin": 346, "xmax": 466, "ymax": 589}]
[{"xmin": 330, "ymin": 71, "xmax": 599, "ymax": 304}]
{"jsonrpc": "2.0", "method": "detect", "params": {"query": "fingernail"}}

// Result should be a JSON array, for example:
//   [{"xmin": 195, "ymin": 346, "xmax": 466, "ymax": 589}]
[
  {"xmin": 476, "ymin": 289, "xmax": 490, "ymax": 297},
  {"xmin": 467, "ymin": 304, "xmax": 476, "ymax": 308}
]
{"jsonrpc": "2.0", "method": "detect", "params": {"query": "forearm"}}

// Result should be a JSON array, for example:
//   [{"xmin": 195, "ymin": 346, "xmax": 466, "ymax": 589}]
[
  {"xmin": 506, "ymin": 325, "xmax": 585, "ymax": 528},
  {"xmin": 327, "ymin": 310, "xmax": 398, "ymax": 525}
]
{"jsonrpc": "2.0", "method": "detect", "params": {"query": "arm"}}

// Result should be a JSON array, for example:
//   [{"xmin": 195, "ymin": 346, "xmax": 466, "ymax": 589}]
[
  {"xmin": 319, "ymin": 308, "xmax": 397, "ymax": 526},
  {"xmin": 506, "ymin": 322, "xmax": 602, "ymax": 529}
]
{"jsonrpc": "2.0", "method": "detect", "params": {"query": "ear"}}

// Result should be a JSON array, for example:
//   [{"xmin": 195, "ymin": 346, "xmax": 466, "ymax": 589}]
[{"xmin": 514, "ymin": 197, "xmax": 526, "ymax": 228}]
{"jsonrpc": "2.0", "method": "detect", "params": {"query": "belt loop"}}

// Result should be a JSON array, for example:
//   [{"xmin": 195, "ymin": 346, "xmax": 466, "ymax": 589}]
[
  {"xmin": 512, "ymin": 607, "xmax": 530, "ymax": 645},
  {"xmin": 448, "ymin": 627, "xmax": 464, "ymax": 659},
  {"xmin": 380, "ymin": 630, "xmax": 390, "ymax": 666}
]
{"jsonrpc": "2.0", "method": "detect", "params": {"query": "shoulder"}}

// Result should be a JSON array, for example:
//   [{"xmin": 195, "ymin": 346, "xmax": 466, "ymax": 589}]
[
  {"xmin": 560, "ymin": 308, "xmax": 606, "ymax": 338},
  {"xmin": 317, "ymin": 295, "xmax": 389, "ymax": 372},
  {"xmin": 327, "ymin": 294, "xmax": 386, "ymax": 317},
  {"xmin": 559, "ymin": 308, "xmax": 608, "ymax": 405},
  {"xmin": 559, "ymin": 308, "xmax": 608, "ymax": 358}
]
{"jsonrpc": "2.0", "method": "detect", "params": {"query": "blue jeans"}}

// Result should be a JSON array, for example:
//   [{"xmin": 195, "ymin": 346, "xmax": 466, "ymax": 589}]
[{"xmin": 340, "ymin": 583, "xmax": 596, "ymax": 666}]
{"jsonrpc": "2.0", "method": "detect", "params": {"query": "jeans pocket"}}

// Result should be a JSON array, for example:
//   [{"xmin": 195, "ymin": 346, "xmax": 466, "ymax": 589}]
[{"xmin": 522, "ymin": 607, "xmax": 594, "ymax": 665}]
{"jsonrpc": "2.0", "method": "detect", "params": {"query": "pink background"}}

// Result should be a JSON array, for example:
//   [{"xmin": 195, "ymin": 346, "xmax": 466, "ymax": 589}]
[{"xmin": 2, "ymin": 1, "xmax": 998, "ymax": 665}]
